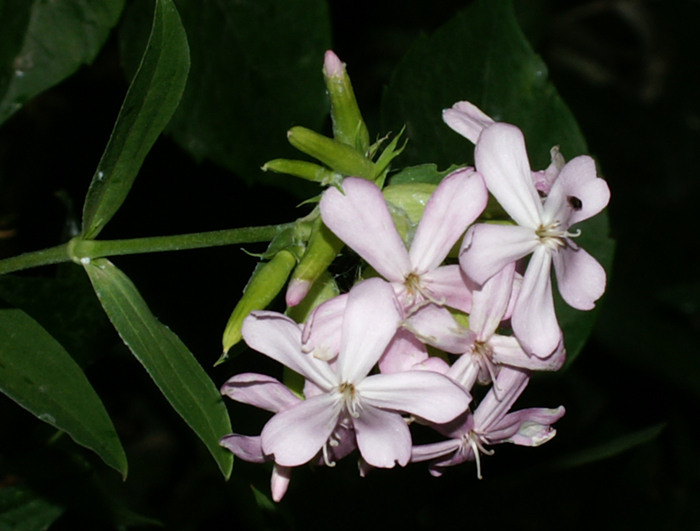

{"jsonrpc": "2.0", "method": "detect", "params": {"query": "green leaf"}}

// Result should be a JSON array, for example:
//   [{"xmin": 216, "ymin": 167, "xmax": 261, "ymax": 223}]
[
  {"xmin": 0, "ymin": 485, "xmax": 64, "ymax": 531},
  {"xmin": 119, "ymin": 0, "xmax": 332, "ymax": 193},
  {"xmin": 81, "ymin": 0, "xmax": 190, "ymax": 239},
  {"xmin": 0, "ymin": 308, "xmax": 127, "ymax": 477},
  {"xmin": 83, "ymin": 258, "xmax": 233, "ymax": 478},
  {"xmin": 0, "ymin": 0, "xmax": 125, "ymax": 126},
  {"xmin": 552, "ymin": 423, "xmax": 666, "ymax": 469},
  {"xmin": 381, "ymin": 0, "xmax": 614, "ymax": 363}
]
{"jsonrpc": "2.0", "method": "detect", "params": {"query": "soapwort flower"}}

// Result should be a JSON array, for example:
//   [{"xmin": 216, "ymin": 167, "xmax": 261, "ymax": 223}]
[
  {"xmin": 241, "ymin": 278, "xmax": 471, "ymax": 469},
  {"xmin": 319, "ymin": 170, "xmax": 488, "ymax": 315}
]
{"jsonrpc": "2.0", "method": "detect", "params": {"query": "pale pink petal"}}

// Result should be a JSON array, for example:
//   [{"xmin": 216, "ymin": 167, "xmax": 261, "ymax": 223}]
[
  {"xmin": 411, "ymin": 439, "xmax": 462, "ymax": 463},
  {"xmin": 442, "ymin": 101, "xmax": 495, "ymax": 143},
  {"xmin": 446, "ymin": 352, "xmax": 480, "ymax": 391},
  {"xmin": 403, "ymin": 303, "xmax": 475, "ymax": 354},
  {"xmin": 553, "ymin": 245, "xmax": 606, "ymax": 311},
  {"xmin": 242, "ymin": 312, "xmax": 337, "ymax": 390},
  {"xmin": 261, "ymin": 394, "xmax": 340, "ymax": 467},
  {"xmin": 285, "ymin": 278, "xmax": 310, "ymax": 307},
  {"xmin": 320, "ymin": 178, "xmax": 411, "ymax": 282},
  {"xmin": 420, "ymin": 264, "xmax": 474, "ymax": 312},
  {"xmin": 473, "ymin": 367, "xmax": 529, "ymax": 432},
  {"xmin": 359, "ymin": 371, "xmax": 471, "ymax": 424},
  {"xmin": 220, "ymin": 373, "xmax": 300, "ymax": 412},
  {"xmin": 512, "ymin": 246, "xmax": 563, "ymax": 358},
  {"xmin": 460, "ymin": 224, "xmax": 538, "ymax": 285},
  {"xmin": 470, "ymin": 262, "xmax": 515, "ymax": 341},
  {"xmin": 409, "ymin": 168, "xmax": 488, "ymax": 273},
  {"xmin": 487, "ymin": 406, "xmax": 565, "ymax": 446},
  {"xmin": 475, "ymin": 123, "xmax": 543, "ymax": 229},
  {"xmin": 411, "ymin": 356, "xmax": 451, "ymax": 374},
  {"xmin": 271, "ymin": 465, "xmax": 293, "ymax": 502},
  {"xmin": 302, "ymin": 293, "xmax": 348, "ymax": 358},
  {"xmin": 337, "ymin": 278, "xmax": 401, "ymax": 384},
  {"xmin": 489, "ymin": 335, "xmax": 565, "ymax": 372},
  {"xmin": 219, "ymin": 434, "xmax": 266, "ymax": 463},
  {"xmin": 352, "ymin": 406, "xmax": 411, "ymax": 467},
  {"xmin": 378, "ymin": 328, "xmax": 428, "ymax": 374},
  {"xmin": 543, "ymin": 155, "xmax": 610, "ymax": 228}
]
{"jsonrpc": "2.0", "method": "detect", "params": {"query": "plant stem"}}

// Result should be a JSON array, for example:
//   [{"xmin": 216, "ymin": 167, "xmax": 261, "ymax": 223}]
[{"xmin": 0, "ymin": 223, "xmax": 295, "ymax": 275}]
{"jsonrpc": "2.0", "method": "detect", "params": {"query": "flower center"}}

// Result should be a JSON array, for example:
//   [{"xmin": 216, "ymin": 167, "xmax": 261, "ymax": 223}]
[
  {"xmin": 535, "ymin": 221, "xmax": 581, "ymax": 250},
  {"xmin": 465, "ymin": 431, "xmax": 495, "ymax": 480},
  {"xmin": 338, "ymin": 382, "xmax": 362, "ymax": 418}
]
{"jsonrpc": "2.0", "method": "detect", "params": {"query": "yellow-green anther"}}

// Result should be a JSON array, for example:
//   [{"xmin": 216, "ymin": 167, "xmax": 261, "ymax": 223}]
[
  {"xmin": 263, "ymin": 159, "xmax": 341, "ymax": 186},
  {"xmin": 323, "ymin": 50, "xmax": 370, "ymax": 155},
  {"xmin": 285, "ymin": 217, "xmax": 343, "ymax": 307},
  {"xmin": 287, "ymin": 126, "xmax": 375, "ymax": 180},
  {"xmin": 222, "ymin": 249, "xmax": 297, "ymax": 354}
]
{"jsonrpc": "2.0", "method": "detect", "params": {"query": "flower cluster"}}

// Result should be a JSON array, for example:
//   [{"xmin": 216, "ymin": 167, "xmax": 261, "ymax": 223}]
[{"xmin": 220, "ymin": 98, "xmax": 610, "ymax": 501}]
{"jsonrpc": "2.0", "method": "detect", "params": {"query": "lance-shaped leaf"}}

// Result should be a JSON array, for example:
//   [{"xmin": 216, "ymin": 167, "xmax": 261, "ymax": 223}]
[
  {"xmin": 84, "ymin": 258, "xmax": 233, "ymax": 478},
  {"xmin": 0, "ymin": 0, "xmax": 125, "ymax": 126},
  {"xmin": 0, "ymin": 307, "xmax": 127, "ymax": 477},
  {"xmin": 81, "ymin": 0, "xmax": 190, "ymax": 239}
]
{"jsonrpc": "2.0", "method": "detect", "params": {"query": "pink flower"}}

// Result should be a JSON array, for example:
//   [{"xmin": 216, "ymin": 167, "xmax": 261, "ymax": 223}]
[
  {"xmin": 459, "ymin": 123, "xmax": 610, "ymax": 357},
  {"xmin": 319, "ymin": 170, "xmax": 488, "ymax": 315},
  {"xmin": 241, "ymin": 278, "xmax": 471, "ymax": 469},
  {"xmin": 411, "ymin": 367, "xmax": 565, "ymax": 478}
]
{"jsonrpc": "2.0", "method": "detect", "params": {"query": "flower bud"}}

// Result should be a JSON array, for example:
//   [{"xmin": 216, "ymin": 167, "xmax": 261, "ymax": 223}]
[
  {"xmin": 323, "ymin": 50, "xmax": 370, "ymax": 155},
  {"xmin": 262, "ymin": 159, "xmax": 341, "ymax": 187},
  {"xmin": 285, "ymin": 217, "xmax": 343, "ymax": 307},
  {"xmin": 287, "ymin": 126, "xmax": 375, "ymax": 180},
  {"xmin": 221, "ymin": 249, "xmax": 297, "ymax": 355}
]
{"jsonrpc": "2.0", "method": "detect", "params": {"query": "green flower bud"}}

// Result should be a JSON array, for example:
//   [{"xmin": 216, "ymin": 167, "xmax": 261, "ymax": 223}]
[
  {"xmin": 285, "ymin": 217, "xmax": 343, "ymax": 307},
  {"xmin": 323, "ymin": 50, "xmax": 370, "ymax": 155},
  {"xmin": 221, "ymin": 248, "xmax": 297, "ymax": 356},
  {"xmin": 262, "ymin": 159, "xmax": 342, "ymax": 187},
  {"xmin": 287, "ymin": 126, "xmax": 375, "ymax": 180}
]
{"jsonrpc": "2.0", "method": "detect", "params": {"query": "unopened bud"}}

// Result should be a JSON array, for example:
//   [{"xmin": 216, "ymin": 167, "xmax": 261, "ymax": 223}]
[{"xmin": 263, "ymin": 159, "xmax": 341, "ymax": 186}]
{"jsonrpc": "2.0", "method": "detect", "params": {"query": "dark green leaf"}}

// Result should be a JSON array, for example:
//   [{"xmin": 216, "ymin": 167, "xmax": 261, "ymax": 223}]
[
  {"xmin": 81, "ymin": 0, "xmax": 190, "ymax": 239},
  {"xmin": 0, "ymin": 308, "xmax": 127, "ymax": 477},
  {"xmin": 0, "ymin": 485, "xmax": 64, "ymax": 531},
  {"xmin": 381, "ymin": 0, "xmax": 614, "ymax": 363},
  {"xmin": 552, "ymin": 423, "xmax": 666, "ymax": 469},
  {"xmin": 120, "ymin": 0, "xmax": 332, "ymax": 193},
  {"xmin": 83, "ymin": 258, "xmax": 233, "ymax": 478},
  {"xmin": 0, "ymin": 0, "xmax": 125, "ymax": 126}
]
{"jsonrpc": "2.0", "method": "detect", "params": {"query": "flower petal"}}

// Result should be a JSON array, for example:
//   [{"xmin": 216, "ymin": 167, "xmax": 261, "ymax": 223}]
[
  {"xmin": 411, "ymin": 439, "xmax": 462, "ymax": 463},
  {"xmin": 409, "ymin": 168, "xmax": 488, "ymax": 273},
  {"xmin": 489, "ymin": 335, "xmax": 565, "ymax": 372},
  {"xmin": 512, "ymin": 246, "xmax": 563, "ymax": 358},
  {"xmin": 553, "ymin": 245, "xmax": 607, "ymax": 311},
  {"xmin": 488, "ymin": 406, "xmax": 565, "ymax": 447},
  {"xmin": 219, "ymin": 434, "xmax": 266, "ymax": 463},
  {"xmin": 442, "ymin": 100, "xmax": 495, "ymax": 143},
  {"xmin": 473, "ymin": 367, "xmax": 529, "ymax": 432},
  {"xmin": 360, "ymin": 371, "xmax": 471, "ymax": 424},
  {"xmin": 242, "ymin": 312, "xmax": 337, "ymax": 390},
  {"xmin": 543, "ymin": 155, "xmax": 610, "ymax": 228},
  {"xmin": 469, "ymin": 262, "xmax": 515, "ymax": 341},
  {"xmin": 403, "ymin": 303, "xmax": 476, "ymax": 354},
  {"xmin": 378, "ymin": 328, "xmax": 428, "ymax": 374},
  {"xmin": 475, "ymin": 123, "xmax": 543, "ymax": 229},
  {"xmin": 337, "ymin": 278, "xmax": 401, "ymax": 384},
  {"xmin": 320, "ymin": 177, "xmax": 411, "ymax": 282},
  {"xmin": 352, "ymin": 406, "xmax": 411, "ymax": 467},
  {"xmin": 261, "ymin": 394, "xmax": 340, "ymax": 467},
  {"xmin": 421, "ymin": 264, "xmax": 474, "ymax": 313},
  {"xmin": 460, "ymin": 223, "xmax": 538, "ymax": 286},
  {"xmin": 302, "ymin": 293, "xmax": 348, "ymax": 359},
  {"xmin": 220, "ymin": 373, "xmax": 300, "ymax": 412},
  {"xmin": 271, "ymin": 465, "xmax": 293, "ymax": 502}
]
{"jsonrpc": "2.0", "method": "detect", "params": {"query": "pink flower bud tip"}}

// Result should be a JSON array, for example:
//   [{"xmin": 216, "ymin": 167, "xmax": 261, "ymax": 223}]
[
  {"xmin": 323, "ymin": 50, "xmax": 344, "ymax": 78},
  {"xmin": 286, "ymin": 279, "xmax": 311, "ymax": 307}
]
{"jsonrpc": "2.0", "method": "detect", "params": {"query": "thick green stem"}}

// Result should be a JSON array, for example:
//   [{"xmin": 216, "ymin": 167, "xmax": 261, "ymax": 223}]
[{"xmin": 0, "ymin": 223, "xmax": 294, "ymax": 275}]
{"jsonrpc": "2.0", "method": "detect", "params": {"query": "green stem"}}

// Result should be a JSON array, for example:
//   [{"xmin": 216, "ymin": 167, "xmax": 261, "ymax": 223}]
[{"xmin": 0, "ymin": 223, "xmax": 294, "ymax": 275}]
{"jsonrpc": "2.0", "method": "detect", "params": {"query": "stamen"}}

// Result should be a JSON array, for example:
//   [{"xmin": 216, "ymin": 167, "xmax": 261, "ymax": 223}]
[
  {"xmin": 467, "ymin": 432, "xmax": 495, "ymax": 480},
  {"xmin": 322, "ymin": 442, "xmax": 336, "ymax": 467}
]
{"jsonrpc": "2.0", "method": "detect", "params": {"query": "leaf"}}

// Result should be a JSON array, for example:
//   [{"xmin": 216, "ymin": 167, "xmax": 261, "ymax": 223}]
[
  {"xmin": 0, "ymin": 0, "xmax": 125, "ymax": 126},
  {"xmin": 83, "ymin": 258, "xmax": 233, "ymax": 478},
  {"xmin": 119, "ymin": 0, "xmax": 332, "ymax": 194},
  {"xmin": 81, "ymin": 0, "xmax": 190, "ymax": 239},
  {"xmin": 381, "ymin": 0, "xmax": 614, "ymax": 363},
  {"xmin": 0, "ymin": 308, "xmax": 127, "ymax": 477},
  {"xmin": 552, "ymin": 423, "xmax": 666, "ymax": 469},
  {"xmin": 0, "ymin": 485, "xmax": 64, "ymax": 531}
]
